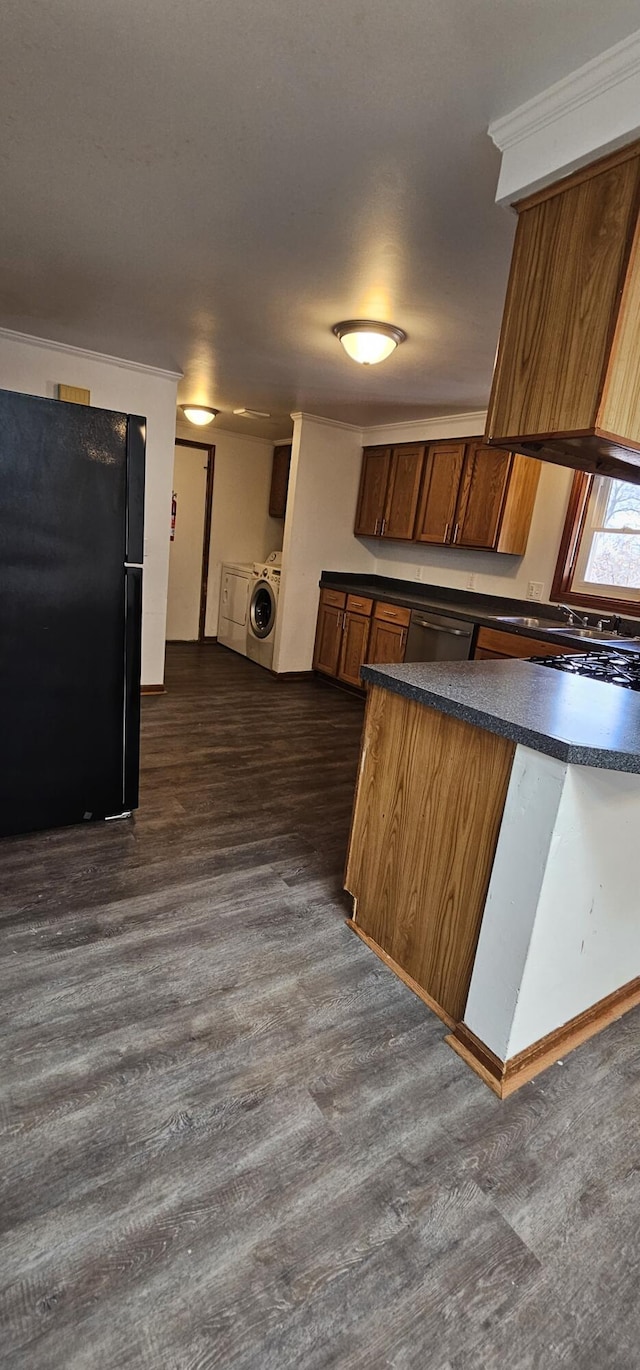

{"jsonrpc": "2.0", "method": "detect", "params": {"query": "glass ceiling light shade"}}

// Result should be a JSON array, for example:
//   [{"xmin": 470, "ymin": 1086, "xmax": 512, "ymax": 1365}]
[
  {"xmin": 180, "ymin": 405, "xmax": 219, "ymax": 426},
  {"xmin": 332, "ymin": 319, "xmax": 407, "ymax": 365}
]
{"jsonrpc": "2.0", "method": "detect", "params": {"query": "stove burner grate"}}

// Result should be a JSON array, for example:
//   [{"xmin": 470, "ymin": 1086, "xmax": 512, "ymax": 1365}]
[{"xmin": 530, "ymin": 648, "xmax": 640, "ymax": 690}]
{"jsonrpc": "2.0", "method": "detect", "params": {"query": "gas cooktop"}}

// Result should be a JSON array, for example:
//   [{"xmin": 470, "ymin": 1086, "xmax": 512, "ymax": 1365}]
[{"xmin": 530, "ymin": 649, "xmax": 640, "ymax": 690}]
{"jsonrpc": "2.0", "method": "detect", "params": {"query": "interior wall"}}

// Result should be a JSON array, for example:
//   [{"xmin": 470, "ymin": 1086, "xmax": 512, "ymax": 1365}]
[
  {"xmin": 360, "ymin": 412, "xmax": 574, "ymax": 605},
  {"xmin": 465, "ymin": 750, "xmax": 640, "ymax": 1061},
  {"xmin": 274, "ymin": 414, "xmax": 376, "ymax": 674},
  {"xmin": 0, "ymin": 328, "xmax": 178, "ymax": 686},
  {"xmin": 174, "ymin": 422, "xmax": 284, "ymax": 638}
]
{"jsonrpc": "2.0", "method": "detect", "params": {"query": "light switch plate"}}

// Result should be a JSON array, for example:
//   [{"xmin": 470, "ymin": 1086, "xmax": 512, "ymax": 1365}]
[{"xmin": 527, "ymin": 581, "xmax": 544, "ymax": 601}]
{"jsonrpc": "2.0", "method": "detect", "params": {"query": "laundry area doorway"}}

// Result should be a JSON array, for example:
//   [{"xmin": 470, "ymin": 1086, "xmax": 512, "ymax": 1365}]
[{"xmin": 165, "ymin": 440, "xmax": 215, "ymax": 641}]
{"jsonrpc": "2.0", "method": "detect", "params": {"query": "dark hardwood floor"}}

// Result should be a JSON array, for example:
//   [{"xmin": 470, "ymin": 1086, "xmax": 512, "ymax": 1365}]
[{"xmin": 2, "ymin": 643, "xmax": 640, "ymax": 1369}]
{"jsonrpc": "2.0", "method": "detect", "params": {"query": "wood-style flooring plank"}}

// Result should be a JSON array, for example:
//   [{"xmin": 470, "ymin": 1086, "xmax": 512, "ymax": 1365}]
[{"xmin": 1, "ymin": 643, "xmax": 639, "ymax": 1369}]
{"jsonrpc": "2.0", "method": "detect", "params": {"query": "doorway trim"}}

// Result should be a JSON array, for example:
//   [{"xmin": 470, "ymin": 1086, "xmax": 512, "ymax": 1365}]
[{"xmin": 173, "ymin": 438, "xmax": 216, "ymax": 641}]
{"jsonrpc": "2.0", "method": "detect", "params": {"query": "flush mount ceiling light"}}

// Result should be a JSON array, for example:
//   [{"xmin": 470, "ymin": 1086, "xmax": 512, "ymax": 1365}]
[
  {"xmin": 180, "ymin": 405, "xmax": 219, "ymax": 426},
  {"xmin": 332, "ymin": 319, "xmax": 407, "ymax": 365}
]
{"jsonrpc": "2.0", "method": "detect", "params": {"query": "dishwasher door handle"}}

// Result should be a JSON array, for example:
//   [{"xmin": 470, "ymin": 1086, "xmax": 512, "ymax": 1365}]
[{"xmin": 413, "ymin": 619, "xmax": 470, "ymax": 637}]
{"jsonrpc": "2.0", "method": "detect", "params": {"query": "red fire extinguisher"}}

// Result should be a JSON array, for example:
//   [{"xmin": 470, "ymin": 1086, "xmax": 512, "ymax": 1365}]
[{"xmin": 170, "ymin": 491, "xmax": 177, "ymax": 541}]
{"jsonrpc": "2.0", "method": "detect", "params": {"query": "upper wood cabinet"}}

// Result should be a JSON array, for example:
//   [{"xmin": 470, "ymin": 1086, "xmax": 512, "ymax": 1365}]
[
  {"xmin": 454, "ymin": 443, "xmax": 512, "ymax": 550},
  {"xmin": 485, "ymin": 140, "xmax": 640, "ymax": 485},
  {"xmin": 269, "ymin": 444, "xmax": 292, "ymax": 519},
  {"xmin": 415, "ymin": 442, "xmax": 466, "ymax": 544},
  {"xmin": 355, "ymin": 445, "xmax": 424, "ymax": 540},
  {"xmin": 354, "ymin": 447, "xmax": 391, "ymax": 536},
  {"xmin": 384, "ymin": 447, "xmax": 425, "ymax": 539},
  {"xmin": 389, "ymin": 436, "xmax": 542, "ymax": 555}
]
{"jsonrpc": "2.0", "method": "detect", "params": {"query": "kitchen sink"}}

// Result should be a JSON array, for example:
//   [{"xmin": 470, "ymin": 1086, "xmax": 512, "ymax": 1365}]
[
  {"xmin": 546, "ymin": 626, "xmax": 639, "ymax": 640},
  {"xmin": 493, "ymin": 615, "xmax": 550, "ymax": 629}
]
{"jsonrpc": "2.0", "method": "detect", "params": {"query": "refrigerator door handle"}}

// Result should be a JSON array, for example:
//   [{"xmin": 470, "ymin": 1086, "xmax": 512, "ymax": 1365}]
[{"xmin": 124, "ymin": 562, "xmax": 144, "ymax": 569}]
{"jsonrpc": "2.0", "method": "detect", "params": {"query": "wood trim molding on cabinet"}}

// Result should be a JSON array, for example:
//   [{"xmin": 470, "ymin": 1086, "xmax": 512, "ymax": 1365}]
[
  {"xmin": 447, "ymin": 973, "xmax": 640, "ymax": 1099},
  {"xmin": 141, "ymin": 684, "xmax": 166, "ymax": 695}
]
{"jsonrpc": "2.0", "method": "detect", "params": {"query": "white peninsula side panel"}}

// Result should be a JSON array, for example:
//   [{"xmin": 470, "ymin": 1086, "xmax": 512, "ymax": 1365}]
[{"xmin": 464, "ymin": 744, "xmax": 640, "ymax": 1062}]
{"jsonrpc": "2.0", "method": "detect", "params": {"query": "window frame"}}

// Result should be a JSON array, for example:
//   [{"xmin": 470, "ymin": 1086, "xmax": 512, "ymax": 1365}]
[{"xmin": 552, "ymin": 470, "xmax": 640, "ymax": 615}]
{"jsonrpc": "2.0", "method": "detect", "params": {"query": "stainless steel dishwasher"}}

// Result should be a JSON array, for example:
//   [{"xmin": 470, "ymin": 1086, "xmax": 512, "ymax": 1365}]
[{"xmin": 404, "ymin": 609, "xmax": 474, "ymax": 662}]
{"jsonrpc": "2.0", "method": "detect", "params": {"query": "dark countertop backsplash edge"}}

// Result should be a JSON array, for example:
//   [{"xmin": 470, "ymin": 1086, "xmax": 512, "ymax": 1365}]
[{"xmin": 319, "ymin": 570, "xmax": 640, "ymax": 650}]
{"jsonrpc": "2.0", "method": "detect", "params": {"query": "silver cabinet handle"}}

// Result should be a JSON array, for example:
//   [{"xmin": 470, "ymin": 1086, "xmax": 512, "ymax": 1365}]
[
  {"xmin": 414, "ymin": 619, "xmax": 469, "ymax": 636},
  {"xmin": 373, "ymin": 518, "xmax": 380, "ymax": 535},
  {"xmin": 443, "ymin": 523, "xmax": 450, "ymax": 543},
  {"xmin": 452, "ymin": 523, "xmax": 460, "ymax": 543},
  {"xmin": 381, "ymin": 517, "xmax": 387, "ymax": 535}
]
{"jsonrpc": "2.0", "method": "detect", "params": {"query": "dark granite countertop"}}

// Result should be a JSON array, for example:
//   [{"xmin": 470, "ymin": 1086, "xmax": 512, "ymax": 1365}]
[
  {"xmin": 319, "ymin": 571, "xmax": 640, "ymax": 653},
  {"xmin": 361, "ymin": 659, "xmax": 640, "ymax": 773}
]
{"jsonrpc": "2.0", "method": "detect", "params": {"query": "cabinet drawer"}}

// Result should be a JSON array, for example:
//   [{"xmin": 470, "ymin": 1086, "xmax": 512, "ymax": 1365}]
[
  {"xmin": 346, "ymin": 593, "xmax": 373, "ymax": 616},
  {"xmin": 374, "ymin": 601, "xmax": 411, "ymax": 627},
  {"xmin": 320, "ymin": 588, "xmax": 346, "ymax": 610},
  {"xmin": 475, "ymin": 626, "xmax": 576, "ymax": 658}
]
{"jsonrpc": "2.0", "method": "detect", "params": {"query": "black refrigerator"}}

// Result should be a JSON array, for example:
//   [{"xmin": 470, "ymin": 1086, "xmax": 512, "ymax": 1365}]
[{"xmin": 0, "ymin": 387, "xmax": 145, "ymax": 838}]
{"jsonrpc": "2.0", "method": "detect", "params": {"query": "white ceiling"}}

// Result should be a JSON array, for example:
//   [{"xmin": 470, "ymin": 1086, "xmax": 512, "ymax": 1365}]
[{"xmin": 1, "ymin": 1, "xmax": 639, "ymax": 439}]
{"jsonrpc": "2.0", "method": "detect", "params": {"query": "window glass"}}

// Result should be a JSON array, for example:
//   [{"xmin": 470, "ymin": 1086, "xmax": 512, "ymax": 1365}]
[{"xmin": 572, "ymin": 477, "xmax": 640, "ymax": 598}]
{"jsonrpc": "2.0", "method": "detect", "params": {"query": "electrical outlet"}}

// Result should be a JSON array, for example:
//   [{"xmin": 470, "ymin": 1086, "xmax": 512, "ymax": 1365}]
[
  {"xmin": 527, "ymin": 581, "xmax": 544, "ymax": 601},
  {"xmin": 415, "ymin": 566, "xmax": 425, "ymax": 582},
  {"xmin": 466, "ymin": 573, "xmax": 476, "ymax": 590}
]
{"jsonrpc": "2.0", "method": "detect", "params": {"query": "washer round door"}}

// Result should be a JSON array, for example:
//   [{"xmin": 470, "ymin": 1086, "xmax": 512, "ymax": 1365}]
[{"xmin": 249, "ymin": 579, "xmax": 277, "ymax": 638}]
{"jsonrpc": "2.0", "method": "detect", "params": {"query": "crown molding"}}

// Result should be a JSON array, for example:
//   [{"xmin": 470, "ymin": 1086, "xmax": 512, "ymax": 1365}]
[
  {"xmin": 290, "ymin": 411, "xmax": 363, "ymax": 433},
  {"xmin": 362, "ymin": 410, "xmax": 487, "ymax": 442},
  {"xmin": 490, "ymin": 30, "xmax": 640, "ymax": 153},
  {"xmin": 0, "ymin": 326, "xmax": 183, "ymax": 380},
  {"xmin": 176, "ymin": 420, "xmax": 276, "ymax": 446}
]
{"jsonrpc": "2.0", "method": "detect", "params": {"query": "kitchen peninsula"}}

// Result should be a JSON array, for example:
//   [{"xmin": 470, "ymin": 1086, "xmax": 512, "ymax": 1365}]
[{"xmin": 345, "ymin": 657, "xmax": 640, "ymax": 1096}]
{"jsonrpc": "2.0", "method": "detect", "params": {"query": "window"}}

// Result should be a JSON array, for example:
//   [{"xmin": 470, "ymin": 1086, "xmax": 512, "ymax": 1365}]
[{"xmin": 552, "ymin": 472, "xmax": 640, "ymax": 613}]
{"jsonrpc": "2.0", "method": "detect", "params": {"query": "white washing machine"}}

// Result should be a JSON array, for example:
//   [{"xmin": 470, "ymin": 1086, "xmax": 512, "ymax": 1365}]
[
  {"xmin": 217, "ymin": 562, "xmax": 253, "ymax": 655},
  {"xmin": 246, "ymin": 552, "xmax": 282, "ymax": 670}
]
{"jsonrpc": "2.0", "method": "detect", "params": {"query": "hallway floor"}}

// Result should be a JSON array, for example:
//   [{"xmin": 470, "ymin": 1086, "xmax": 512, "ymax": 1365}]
[{"xmin": 1, "ymin": 644, "xmax": 640, "ymax": 1369}]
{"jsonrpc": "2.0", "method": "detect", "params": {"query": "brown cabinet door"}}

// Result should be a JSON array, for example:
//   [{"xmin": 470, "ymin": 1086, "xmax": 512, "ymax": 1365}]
[
  {"xmin": 367, "ymin": 618, "xmax": 407, "ymax": 666},
  {"xmin": 354, "ymin": 448, "xmax": 391, "ymax": 536},
  {"xmin": 454, "ymin": 443, "xmax": 512, "ymax": 549},
  {"xmin": 269, "ymin": 444, "xmax": 292, "ymax": 518},
  {"xmin": 415, "ymin": 442, "xmax": 466, "ymax": 543},
  {"xmin": 313, "ymin": 602, "xmax": 343, "ymax": 675},
  {"xmin": 338, "ymin": 612, "xmax": 370, "ymax": 688},
  {"xmin": 383, "ymin": 445, "xmax": 424, "ymax": 539},
  {"xmin": 486, "ymin": 154, "xmax": 640, "ymax": 445},
  {"xmin": 475, "ymin": 627, "xmax": 579, "ymax": 658}
]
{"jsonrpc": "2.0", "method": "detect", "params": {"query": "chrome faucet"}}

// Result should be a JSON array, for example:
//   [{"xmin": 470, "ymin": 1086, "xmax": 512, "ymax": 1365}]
[{"xmin": 556, "ymin": 603, "xmax": 589, "ymax": 627}]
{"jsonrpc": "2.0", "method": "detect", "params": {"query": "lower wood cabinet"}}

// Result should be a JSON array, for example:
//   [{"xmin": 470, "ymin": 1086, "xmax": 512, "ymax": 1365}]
[
  {"xmin": 340, "ymin": 612, "xmax": 371, "ymax": 687},
  {"xmin": 367, "ymin": 618, "xmax": 407, "ymax": 666},
  {"xmin": 346, "ymin": 686, "xmax": 515, "ymax": 1021},
  {"xmin": 474, "ymin": 627, "xmax": 578, "ymax": 659},
  {"xmin": 313, "ymin": 591, "xmax": 408, "ymax": 687},
  {"xmin": 314, "ymin": 596, "xmax": 344, "ymax": 675},
  {"xmin": 315, "ymin": 594, "xmax": 580, "ymax": 689}
]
